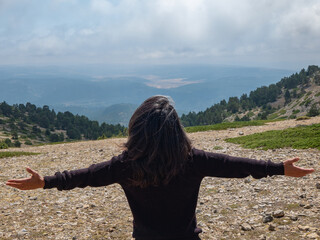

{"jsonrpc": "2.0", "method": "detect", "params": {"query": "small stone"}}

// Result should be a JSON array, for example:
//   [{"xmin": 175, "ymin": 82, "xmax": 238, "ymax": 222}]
[
  {"xmin": 300, "ymin": 194, "xmax": 306, "ymax": 198},
  {"xmin": 95, "ymin": 217, "xmax": 105, "ymax": 222},
  {"xmin": 16, "ymin": 209, "xmax": 24, "ymax": 213},
  {"xmin": 304, "ymin": 204, "xmax": 313, "ymax": 209},
  {"xmin": 268, "ymin": 223, "xmax": 276, "ymax": 231},
  {"xmin": 272, "ymin": 210, "xmax": 284, "ymax": 218},
  {"xmin": 298, "ymin": 225, "xmax": 310, "ymax": 231},
  {"xmin": 244, "ymin": 178, "xmax": 251, "ymax": 183},
  {"xmin": 316, "ymin": 183, "xmax": 320, "ymax": 189},
  {"xmin": 254, "ymin": 187, "xmax": 262, "ymax": 192},
  {"xmin": 307, "ymin": 232, "xmax": 319, "ymax": 239},
  {"xmin": 258, "ymin": 235, "xmax": 266, "ymax": 240},
  {"xmin": 290, "ymin": 215, "xmax": 298, "ymax": 221},
  {"xmin": 241, "ymin": 223, "xmax": 252, "ymax": 231},
  {"xmin": 239, "ymin": 132, "xmax": 244, "ymax": 135},
  {"xmin": 56, "ymin": 197, "xmax": 67, "ymax": 204},
  {"xmin": 300, "ymin": 202, "xmax": 306, "ymax": 207},
  {"xmin": 18, "ymin": 229, "xmax": 28, "ymax": 236},
  {"xmin": 263, "ymin": 215, "xmax": 273, "ymax": 223},
  {"xmin": 29, "ymin": 196, "xmax": 37, "ymax": 200}
]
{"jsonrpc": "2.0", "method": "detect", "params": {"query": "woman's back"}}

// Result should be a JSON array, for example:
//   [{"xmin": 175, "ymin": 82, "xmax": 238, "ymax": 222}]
[
  {"xmin": 121, "ymin": 154, "xmax": 203, "ymax": 239},
  {"xmin": 116, "ymin": 147, "xmax": 284, "ymax": 239}
]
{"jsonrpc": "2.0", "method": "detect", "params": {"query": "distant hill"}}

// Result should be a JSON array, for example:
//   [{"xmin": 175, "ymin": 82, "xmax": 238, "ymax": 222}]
[
  {"xmin": 181, "ymin": 65, "xmax": 320, "ymax": 126},
  {"xmin": 94, "ymin": 103, "xmax": 138, "ymax": 126}
]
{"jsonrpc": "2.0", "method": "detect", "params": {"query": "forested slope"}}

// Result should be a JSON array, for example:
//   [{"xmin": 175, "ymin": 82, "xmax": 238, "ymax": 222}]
[
  {"xmin": 0, "ymin": 102, "xmax": 126, "ymax": 148},
  {"xmin": 181, "ymin": 65, "xmax": 320, "ymax": 126}
]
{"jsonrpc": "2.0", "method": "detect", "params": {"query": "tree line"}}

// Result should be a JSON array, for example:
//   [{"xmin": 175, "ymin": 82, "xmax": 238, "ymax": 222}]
[
  {"xmin": 181, "ymin": 65, "xmax": 320, "ymax": 127},
  {"xmin": 0, "ymin": 102, "xmax": 127, "ymax": 144}
]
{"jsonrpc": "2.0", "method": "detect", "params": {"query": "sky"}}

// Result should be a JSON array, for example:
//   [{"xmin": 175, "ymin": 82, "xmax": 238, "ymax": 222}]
[{"xmin": 1, "ymin": 0, "xmax": 320, "ymax": 69}]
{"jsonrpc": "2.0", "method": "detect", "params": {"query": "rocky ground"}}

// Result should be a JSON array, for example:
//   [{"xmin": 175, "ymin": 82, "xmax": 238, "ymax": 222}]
[{"xmin": 1, "ymin": 117, "xmax": 320, "ymax": 240}]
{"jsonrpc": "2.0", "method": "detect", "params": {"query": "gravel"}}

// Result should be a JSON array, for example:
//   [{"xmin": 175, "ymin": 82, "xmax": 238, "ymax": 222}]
[{"xmin": 1, "ymin": 117, "xmax": 320, "ymax": 239}]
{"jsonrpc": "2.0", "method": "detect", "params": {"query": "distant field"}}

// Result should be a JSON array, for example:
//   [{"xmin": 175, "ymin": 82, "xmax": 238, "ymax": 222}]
[
  {"xmin": 225, "ymin": 123, "xmax": 320, "ymax": 150},
  {"xmin": 184, "ymin": 120, "xmax": 281, "ymax": 133},
  {"xmin": 0, "ymin": 152, "xmax": 40, "ymax": 159}
]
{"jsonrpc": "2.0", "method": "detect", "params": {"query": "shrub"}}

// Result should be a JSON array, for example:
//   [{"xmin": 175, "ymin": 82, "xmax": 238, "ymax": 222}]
[
  {"xmin": 4, "ymin": 138, "xmax": 13, "ymax": 147},
  {"xmin": 24, "ymin": 140, "xmax": 32, "ymax": 145},
  {"xmin": 0, "ymin": 141, "xmax": 8, "ymax": 149},
  {"xmin": 49, "ymin": 133, "xmax": 60, "ymax": 142},
  {"xmin": 98, "ymin": 134, "xmax": 107, "ymax": 140},
  {"xmin": 307, "ymin": 104, "xmax": 320, "ymax": 117},
  {"xmin": 14, "ymin": 140, "xmax": 21, "ymax": 147},
  {"xmin": 11, "ymin": 131, "xmax": 18, "ymax": 140},
  {"xmin": 296, "ymin": 116, "xmax": 310, "ymax": 121}
]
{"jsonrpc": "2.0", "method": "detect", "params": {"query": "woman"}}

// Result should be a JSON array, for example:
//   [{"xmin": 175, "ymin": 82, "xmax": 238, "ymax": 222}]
[{"xmin": 6, "ymin": 95, "xmax": 314, "ymax": 240}]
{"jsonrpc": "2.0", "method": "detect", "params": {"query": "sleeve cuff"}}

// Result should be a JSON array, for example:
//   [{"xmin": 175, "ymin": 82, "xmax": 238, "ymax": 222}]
[
  {"xmin": 267, "ymin": 161, "xmax": 284, "ymax": 176},
  {"xmin": 43, "ymin": 175, "xmax": 59, "ymax": 189}
]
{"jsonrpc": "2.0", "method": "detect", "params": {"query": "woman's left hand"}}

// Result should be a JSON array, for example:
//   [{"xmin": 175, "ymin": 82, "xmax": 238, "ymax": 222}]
[{"xmin": 283, "ymin": 158, "xmax": 315, "ymax": 177}]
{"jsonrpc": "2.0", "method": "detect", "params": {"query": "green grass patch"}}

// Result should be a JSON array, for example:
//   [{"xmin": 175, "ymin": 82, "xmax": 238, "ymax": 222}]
[
  {"xmin": 0, "ymin": 151, "xmax": 40, "ymax": 158},
  {"xmin": 292, "ymin": 109, "xmax": 300, "ymax": 114},
  {"xmin": 225, "ymin": 123, "xmax": 320, "ymax": 150},
  {"xmin": 290, "ymin": 101, "xmax": 300, "ymax": 109},
  {"xmin": 279, "ymin": 109, "xmax": 286, "ymax": 115},
  {"xmin": 306, "ymin": 91, "xmax": 312, "ymax": 97},
  {"xmin": 267, "ymin": 113, "xmax": 279, "ymax": 120},
  {"xmin": 300, "ymin": 98, "xmax": 312, "ymax": 107},
  {"xmin": 285, "ymin": 203, "xmax": 300, "ymax": 210},
  {"xmin": 229, "ymin": 203, "xmax": 241, "ymax": 209},
  {"xmin": 247, "ymin": 111, "xmax": 255, "ymax": 118},
  {"xmin": 315, "ymin": 92, "xmax": 320, "ymax": 97},
  {"xmin": 184, "ymin": 120, "xmax": 278, "ymax": 133},
  {"xmin": 213, "ymin": 146, "xmax": 223, "ymax": 150}
]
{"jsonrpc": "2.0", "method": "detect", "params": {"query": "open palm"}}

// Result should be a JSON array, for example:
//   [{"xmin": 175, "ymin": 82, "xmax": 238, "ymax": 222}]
[
  {"xmin": 284, "ymin": 158, "xmax": 315, "ymax": 177},
  {"xmin": 6, "ymin": 167, "xmax": 44, "ymax": 190}
]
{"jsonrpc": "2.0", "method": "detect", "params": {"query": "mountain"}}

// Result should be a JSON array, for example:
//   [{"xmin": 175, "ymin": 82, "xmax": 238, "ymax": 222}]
[
  {"xmin": 0, "ymin": 64, "xmax": 292, "ymax": 124},
  {"xmin": 181, "ymin": 65, "xmax": 320, "ymax": 126},
  {"xmin": 94, "ymin": 103, "xmax": 138, "ymax": 126}
]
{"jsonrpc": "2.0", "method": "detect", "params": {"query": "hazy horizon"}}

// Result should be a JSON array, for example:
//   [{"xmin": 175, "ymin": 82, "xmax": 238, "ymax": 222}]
[{"xmin": 0, "ymin": 63, "xmax": 294, "ymax": 111}]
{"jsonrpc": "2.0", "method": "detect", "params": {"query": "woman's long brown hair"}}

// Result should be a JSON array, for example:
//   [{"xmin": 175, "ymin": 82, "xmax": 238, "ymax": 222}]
[{"xmin": 125, "ymin": 96, "xmax": 192, "ymax": 188}]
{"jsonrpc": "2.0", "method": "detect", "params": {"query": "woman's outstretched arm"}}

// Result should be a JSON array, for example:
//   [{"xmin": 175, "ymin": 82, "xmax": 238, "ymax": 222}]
[
  {"xmin": 6, "ymin": 153, "xmax": 129, "ymax": 191},
  {"xmin": 6, "ymin": 167, "xmax": 45, "ymax": 190},
  {"xmin": 194, "ymin": 149, "xmax": 315, "ymax": 179}
]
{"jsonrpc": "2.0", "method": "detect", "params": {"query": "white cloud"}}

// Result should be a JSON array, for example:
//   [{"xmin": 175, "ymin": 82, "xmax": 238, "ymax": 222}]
[
  {"xmin": 0, "ymin": 0, "xmax": 320, "ymax": 68},
  {"xmin": 91, "ymin": 0, "xmax": 114, "ymax": 14}
]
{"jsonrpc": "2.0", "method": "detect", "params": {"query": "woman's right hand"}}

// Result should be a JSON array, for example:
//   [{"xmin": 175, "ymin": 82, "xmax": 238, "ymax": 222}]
[{"xmin": 6, "ymin": 167, "xmax": 45, "ymax": 190}]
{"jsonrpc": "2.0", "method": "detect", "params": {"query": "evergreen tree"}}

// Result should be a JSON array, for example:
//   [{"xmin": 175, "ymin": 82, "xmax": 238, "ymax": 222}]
[{"xmin": 284, "ymin": 89, "xmax": 291, "ymax": 104}]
